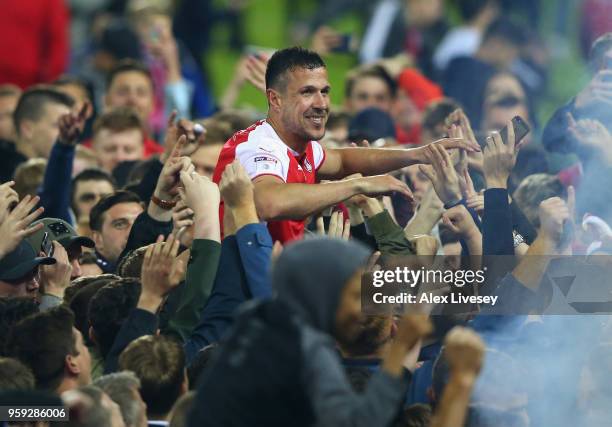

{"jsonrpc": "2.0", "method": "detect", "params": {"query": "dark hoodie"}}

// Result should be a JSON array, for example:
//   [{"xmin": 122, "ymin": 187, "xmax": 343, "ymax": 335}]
[
  {"xmin": 274, "ymin": 237, "xmax": 370, "ymax": 335},
  {"xmin": 190, "ymin": 238, "xmax": 411, "ymax": 427}
]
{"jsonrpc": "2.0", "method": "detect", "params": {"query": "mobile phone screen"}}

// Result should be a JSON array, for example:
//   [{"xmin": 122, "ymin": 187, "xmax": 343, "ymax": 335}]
[
  {"xmin": 41, "ymin": 232, "xmax": 54, "ymax": 258},
  {"xmin": 499, "ymin": 116, "xmax": 530, "ymax": 145}
]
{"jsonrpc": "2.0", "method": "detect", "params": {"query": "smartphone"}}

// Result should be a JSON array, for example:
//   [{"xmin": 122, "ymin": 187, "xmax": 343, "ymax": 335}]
[
  {"xmin": 41, "ymin": 232, "xmax": 54, "ymax": 258},
  {"xmin": 332, "ymin": 34, "xmax": 355, "ymax": 53},
  {"xmin": 499, "ymin": 116, "xmax": 531, "ymax": 146}
]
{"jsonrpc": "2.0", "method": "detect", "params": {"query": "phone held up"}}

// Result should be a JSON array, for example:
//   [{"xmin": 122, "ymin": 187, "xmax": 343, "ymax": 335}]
[{"xmin": 499, "ymin": 116, "xmax": 531, "ymax": 146}]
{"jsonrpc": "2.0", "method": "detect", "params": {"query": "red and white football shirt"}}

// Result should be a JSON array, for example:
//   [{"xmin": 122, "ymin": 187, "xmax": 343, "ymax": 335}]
[{"xmin": 212, "ymin": 120, "xmax": 326, "ymax": 243}]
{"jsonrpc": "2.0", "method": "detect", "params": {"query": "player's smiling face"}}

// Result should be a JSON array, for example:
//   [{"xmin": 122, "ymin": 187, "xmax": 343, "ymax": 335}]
[{"xmin": 280, "ymin": 66, "xmax": 330, "ymax": 142}]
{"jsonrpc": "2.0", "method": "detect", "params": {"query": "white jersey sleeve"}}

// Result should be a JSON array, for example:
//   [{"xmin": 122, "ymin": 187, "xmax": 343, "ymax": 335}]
[
  {"xmin": 235, "ymin": 136, "xmax": 290, "ymax": 182},
  {"xmin": 311, "ymin": 141, "xmax": 326, "ymax": 171}
]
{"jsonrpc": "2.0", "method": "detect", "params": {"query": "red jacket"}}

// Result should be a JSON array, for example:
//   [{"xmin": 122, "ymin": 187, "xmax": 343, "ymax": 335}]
[{"xmin": 0, "ymin": 0, "xmax": 69, "ymax": 88}]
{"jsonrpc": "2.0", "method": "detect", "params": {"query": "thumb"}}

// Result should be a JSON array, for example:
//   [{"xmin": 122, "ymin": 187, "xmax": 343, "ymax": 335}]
[{"xmin": 179, "ymin": 170, "xmax": 193, "ymax": 186}]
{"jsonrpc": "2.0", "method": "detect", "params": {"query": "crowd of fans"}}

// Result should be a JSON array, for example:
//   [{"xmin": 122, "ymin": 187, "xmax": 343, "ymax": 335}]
[{"xmin": 2, "ymin": 0, "xmax": 612, "ymax": 426}]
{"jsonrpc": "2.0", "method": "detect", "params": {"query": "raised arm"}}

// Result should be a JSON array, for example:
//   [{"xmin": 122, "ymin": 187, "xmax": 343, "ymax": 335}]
[
  {"xmin": 318, "ymin": 137, "xmax": 479, "ymax": 180},
  {"xmin": 430, "ymin": 327, "xmax": 485, "ymax": 427},
  {"xmin": 253, "ymin": 174, "xmax": 412, "ymax": 221},
  {"xmin": 38, "ymin": 103, "xmax": 92, "ymax": 223}
]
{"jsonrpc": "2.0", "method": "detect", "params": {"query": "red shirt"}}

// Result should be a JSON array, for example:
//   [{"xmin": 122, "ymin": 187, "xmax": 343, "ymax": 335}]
[
  {"xmin": 213, "ymin": 120, "xmax": 326, "ymax": 243},
  {"xmin": 0, "ymin": 0, "xmax": 69, "ymax": 88}
]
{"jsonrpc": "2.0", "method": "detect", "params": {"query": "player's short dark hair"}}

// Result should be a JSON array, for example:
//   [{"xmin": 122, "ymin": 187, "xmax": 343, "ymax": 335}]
[
  {"xmin": 345, "ymin": 65, "xmax": 398, "ymax": 99},
  {"xmin": 13, "ymin": 86, "xmax": 75, "ymax": 136},
  {"xmin": 265, "ymin": 47, "xmax": 325, "ymax": 91},
  {"xmin": 89, "ymin": 191, "xmax": 142, "ymax": 232},
  {"xmin": 106, "ymin": 59, "xmax": 153, "ymax": 89}
]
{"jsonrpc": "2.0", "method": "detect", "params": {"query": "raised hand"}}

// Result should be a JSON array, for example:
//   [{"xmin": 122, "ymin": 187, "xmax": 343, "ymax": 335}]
[
  {"xmin": 219, "ymin": 159, "xmax": 255, "ymax": 209},
  {"xmin": 171, "ymin": 198, "xmax": 195, "ymax": 247},
  {"xmin": 355, "ymin": 174, "xmax": 414, "ymax": 201},
  {"xmin": 0, "ymin": 181, "xmax": 19, "ymax": 223},
  {"xmin": 139, "ymin": 233, "xmax": 186, "ymax": 313},
  {"xmin": 219, "ymin": 159, "xmax": 258, "ymax": 230},
  {"xmin": 39, "ymin": 242, "xmax": 72, "ymax": 297},
  {"xmin": 146, "ymin": 16, "xmax": 181, "ymax": 82},
  {"xmin": 446, "ymin": 108, "xmax": 484, "ymax": 171},
  {"xmin": 482, "ymin": 121, "xmax": 521, "ymax": 189},
  {"xmin": 460, "ymin": 169, "xmax": 484, "ymax": 216},
  {"xmin": 162, "ymin": 111, "xmax": 207, "ymax": 161},
  {"xmin": 179, "ymin": 169, "xmax": 221, "ymax": 242},
  {"xmin": 428, "ymin": 133, "xmax": 481, "ymax": 154},
  {"xmin": 316, "ymin": 210, "xmax": 351, "ymax": 240},
  {"xmin": 155, "ymin": 136, "xmax": 194, "ymax": 202},
  {"xmin": 244, "ymin": 53, "xmax": 269, "ymax": 93},
  {"xmin": 446, "ymin": 109, "xmax": 479, "ymax": 153},
  {"xmin": 538, "ymin": 195, "xmax": 572, "ymax": 249},
  {"xmin": 310, "ymin": 26, "xmax": 344, "ymax": 56},
  {"xmin": 382, "ymin": 313, "xmax": 433, "ymax": 377},
  {"xmin": 410, "ymin": 235, "xmax": 439, "ymax": 256},
  {"xmin": 0, "ymin": 195, "xmax": 44, "ymax": 258},
  {"xmin": 58, "ymin": 101, "xmax": 93, "ymax": 146},
  {"xmin": 394, "ymin": 313, "xmax": 433, "ymax": 350},
  {"xmin": 442, "ymin": 204, "xmax": 479, "ymax": 239},
  {"xmin": 443, "ymin": 326, "xmax": 486, "ymax": 379},
  {"xmin": 575, "ymin": 70, "xmax": 612, "ymax": 109},
  {"xmin": 418, "ymin": 144, "xmax": 462, "ymax": 205},
  {"xmin": 567, "ymin": 113, "xmax": 612, "ymax": 163}
]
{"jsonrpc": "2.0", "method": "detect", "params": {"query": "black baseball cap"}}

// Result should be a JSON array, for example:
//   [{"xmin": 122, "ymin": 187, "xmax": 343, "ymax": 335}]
[{"xmin": 0, "ymin": 240, "xmax": 55, "ymax": 282}]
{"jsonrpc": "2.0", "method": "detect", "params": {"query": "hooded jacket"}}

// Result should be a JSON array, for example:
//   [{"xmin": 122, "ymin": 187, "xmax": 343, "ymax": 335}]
[{"xmin": 190, "ymin": 238, "xmax": 411, "ymax": 427}]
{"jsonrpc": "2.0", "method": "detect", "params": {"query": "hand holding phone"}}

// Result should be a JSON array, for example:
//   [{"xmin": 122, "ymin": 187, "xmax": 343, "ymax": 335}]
[
  {"xmin": 499, "ymin": 116, "xmax": 530, "ymax": 147},
  {"xmin": 482, "ymin": 116, "xmax": 530, "ymax": 189}
]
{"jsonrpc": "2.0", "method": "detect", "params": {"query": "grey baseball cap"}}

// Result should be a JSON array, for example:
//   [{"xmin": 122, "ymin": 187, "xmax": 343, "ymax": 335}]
[{"xmin": 26, "ymin": 218, "xmax": 95, "ymax": 254}]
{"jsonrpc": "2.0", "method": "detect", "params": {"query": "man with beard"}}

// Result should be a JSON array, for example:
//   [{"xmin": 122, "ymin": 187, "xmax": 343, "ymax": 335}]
[{"xmin": 213, "ymin": 47, "xmax": 480, "ymax": 243}]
